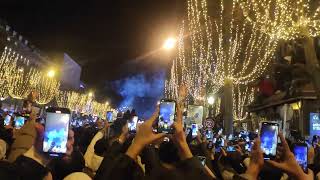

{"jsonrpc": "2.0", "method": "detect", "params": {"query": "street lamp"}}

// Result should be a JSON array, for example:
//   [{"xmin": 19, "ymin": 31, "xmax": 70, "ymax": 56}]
[
  {"xmin": 207, "ymin": 96, "xmax": 215, "ymax": 105},
  {"xmin": 207, "ymin": 96, "xmax": 215, "ymax": 118},
  {"xmin": 163, "ymin": 37, "xmax": 176, "ymax": 50}
]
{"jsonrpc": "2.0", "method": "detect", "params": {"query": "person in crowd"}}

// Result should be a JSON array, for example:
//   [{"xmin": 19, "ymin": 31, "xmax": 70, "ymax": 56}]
[
  {"xmin": 7, "ymin": 101, "xmax": 39, "ymax": 163},
  {"xmin": 84, "ymin": 120, "xmax": 110, "ymax": 170}
]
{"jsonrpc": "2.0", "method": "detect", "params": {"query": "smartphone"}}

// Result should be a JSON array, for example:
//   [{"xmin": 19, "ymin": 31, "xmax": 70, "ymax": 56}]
[
  {"xmin": 43, "ymin": 107, "xmax": 71, "ymax": 156},
  {"xmin": 4, "ymin": 115, "xmax": 11, "ymax": 126},
  {"xmin": 260, "ymin": 122, "xmax": 279, "ymax": 159},
  {"xmin": 14, "ymin": 116, "xmax": 25, "ymax": 129},
  {"xmin": 191, "ymin": 123, "xmax": 198, "ymax": 137},
  {"xmin": 293, "ymin": 143, "xmax": 308, "ymax": 173},
  {"xmin": 245, "ymin": 142, "xmax": 253, "ymax": 152},
  {"xmin": 205, "ymin": 129, "xmax": 213, "ymax": 140},
  {"xmin": 106, "ymin": 111, "xmax": 113, "ymax": 122},
  {"xmin": 187, "ymin": 105, "xmax": 204, "ymax": 125},
  {"xmin": 128, "ymin": 116, "xmax": 138, "ymax": 133},
  {"xmin": 226, "ymin": 146, "xmax": 236, "ymax": 152},
  {"xmin": 197, "ymin": 156, "xmax": 206, "ymax": 166},
  {"xmin": 157, "ymin": 99, "xmax": 176, "ymax": 134}
]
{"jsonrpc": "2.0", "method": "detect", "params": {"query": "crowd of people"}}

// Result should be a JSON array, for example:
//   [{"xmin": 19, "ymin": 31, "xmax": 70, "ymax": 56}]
[{"xmin": 0, "ymin": 97, "xmax": 318, "ymax": 180}]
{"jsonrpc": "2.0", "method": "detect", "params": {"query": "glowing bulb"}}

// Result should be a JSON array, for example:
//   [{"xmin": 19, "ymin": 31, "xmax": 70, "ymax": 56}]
[
  {"xmin": 47, "ymin": 70, "xmax": 55, "ymax": 78},
  {"xmin": 207, "ymin": 96, "xmax": 215, "ymax": 105},
  {"xmin": 163, "ymin": 37, "xmax": 176, "ymax": 50}
]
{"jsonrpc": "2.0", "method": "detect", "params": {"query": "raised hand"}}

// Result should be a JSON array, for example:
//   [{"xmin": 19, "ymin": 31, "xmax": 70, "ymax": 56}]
[
  {"xmin": 267, "ymin": 133, "xmax": 309, "ymax": 180},
  {"xmin": 172, "ymin": 105, "xmax": 193, "ymax": 160},
  {"xmin": 245, "ymin": 138, "xmax": 264, "ymax": 179},
  {"xmin": 126, "ymin": 109, "xmax": 165, "ymax": 160}
]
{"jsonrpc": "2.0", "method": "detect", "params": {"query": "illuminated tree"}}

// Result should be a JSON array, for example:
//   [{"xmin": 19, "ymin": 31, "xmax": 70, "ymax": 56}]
[
  {"xmin": 233, "ymin": 85, "xmax": 254, "ymax": 121},
  {"xmin": 238, "ymin": 0, "xmax": 320, "ymax": 97},
  {"xmin": 0, "ymin": 47, "xmax": 28, "ymax": 99},
  {"xmin": 56, "ymin": 91, "xmax": 83, "ymax": 111},
  {"xmin": 239, "ymin": 0, "xmax": 320, "ymax": 40},
  {"xmin": 34, "ymin": 73, "xmax": 60, "ymax": 105},
  {"xmin": 167, "ymin": 0, "xmax": 276, "ymax": 133},
  {"xmin": 7, "ymin": 66, "xmax": 39, "ymax": 100}
]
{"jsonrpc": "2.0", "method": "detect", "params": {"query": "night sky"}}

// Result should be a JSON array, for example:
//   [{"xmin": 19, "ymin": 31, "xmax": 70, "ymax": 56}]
[{"xmin": 0, "ymin": 0, "xmax": 184, "ymax": 101}]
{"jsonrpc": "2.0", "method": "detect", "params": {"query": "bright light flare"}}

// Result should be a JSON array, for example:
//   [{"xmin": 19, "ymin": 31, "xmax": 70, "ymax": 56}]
[
  {"xmin": 207, "ymin": 96, "xmax": 215, "ymax": 105},
  {"xmin": 163, "ymin": 38, "xmax": 177, "ymax": 50},
  {"xmin": 47, "ymin": 70, "xmax": 55, "ymax": 78}
]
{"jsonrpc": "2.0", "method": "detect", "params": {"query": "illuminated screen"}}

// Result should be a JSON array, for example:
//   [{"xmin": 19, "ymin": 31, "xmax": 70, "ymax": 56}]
[
  {"xmin": 191, "ymin": 124, "xmax": 198, "ymax": 136},
  {"xmin": 260, "ymin": 123, "xmax": 278, "ymax": 157},
  {"xmin": 310, "ymin": 113, "xmax": 320, "ymax": 136},
  {"xmin": 187, "ymin": 105, "xmax": 204, "ymax": 126},
  {"xmin": 14, "ymin": 116, "xmax": 25, "ymax": 129},
  {"xmin": 293, "ymin": 145, "xmax": 308, "ymax": 172},
  {"xmin": 43, "ymin": 112, "xmax": 70, "ymax": 154},
  {"xmin": 158, "ymin": 101, "xmax": 175, "ymax": 133},
  {"xmin": 4, "ymin": 115, "xmax": 10, "ymax": 126},
  {"xmin": 128, "ymin": 116, "xmax": 138, "ymax": 132},
  {"xmin": 107, "ymin": 111, "xmax": 113, "ymax": 122}
]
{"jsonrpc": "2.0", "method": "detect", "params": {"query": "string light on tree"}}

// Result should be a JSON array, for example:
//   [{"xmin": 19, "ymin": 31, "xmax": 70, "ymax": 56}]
[
  {"xmin": 238, "ymin": 0, "xmax": 320, "ymax": 40},
  {"xmin": 233, "ymin": 85, "xmax": 254, "ymax": 121},
  {"xmin": 34, "ymin": 72, "xmax": 60, "ymax": 105},
  {"xmin": 7, "ymin": 66, "xmax": 40, "ymax": 100}
]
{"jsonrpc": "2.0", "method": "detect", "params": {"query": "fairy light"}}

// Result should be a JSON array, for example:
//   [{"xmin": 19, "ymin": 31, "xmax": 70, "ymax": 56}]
[
  {"xmin": 238, "ymin": 0, "xmax": 320, "ymax": 40},
  {"xmin": 233, "ymin": 85, "xmax": 254, "ymax": 121},
  {"xmin": 166, "ymin": 0, "xmax": 214, "ymax": 100},
  {"xmin": 7, "ymin": 66, "xmax": 40, "ymax": 100},
  {"xmin": 166, "ymin": 0, "xmax": 276, "ymax": 100},
  {"xmin": 34, "ymin": 73, "xmax": 60, "ymax": 105}
]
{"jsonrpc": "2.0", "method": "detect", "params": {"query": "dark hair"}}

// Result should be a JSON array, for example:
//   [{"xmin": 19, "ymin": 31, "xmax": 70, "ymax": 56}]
[
  {"xmin": 110, "ymin": 118, "xmax": 127, "ymax": 138},
  {"xmin": 14, "ymin": 156, "xmax": 50, "ymax": 180},
  {"xmin": 50, "ymin": 150, "xmax": 85, "ymax": 180},
  {"xmin": 94, "ymin": 138, "xmax": 108, "ymax": 157},
  {"xmin": 158, "ymin": 141, "xmax": 180, "ymax": 164}
]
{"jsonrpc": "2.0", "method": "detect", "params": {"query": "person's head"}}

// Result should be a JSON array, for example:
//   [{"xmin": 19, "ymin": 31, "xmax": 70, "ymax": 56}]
[
  {"xmin": 22, "ymin": 100, "xmax": 32, "ymax": 113},
  {"xmin": 110, "ymin": 118, "xmax": 127, "ymax": 138},
  {"xmin": 94, "ymin": 138, "xmax": 108, "ymax": 157},
  {"xmin": 312, "ymin": 135, "xmax": 319, "ymax": 146},
  {"xmin": 51, "ymin": 151, "xmax": 85, "ymax": 180},
  {"xmin": 158, "ymin": 141, "xmax": 180, "ymax": 165}
]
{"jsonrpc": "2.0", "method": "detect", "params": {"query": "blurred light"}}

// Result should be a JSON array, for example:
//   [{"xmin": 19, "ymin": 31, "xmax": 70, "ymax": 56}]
[
  {"xmin": 18, "ymin": 68, "xmax": 23, "ymax": 72},
  {"xmin": 105, "ymin": 101, "xmax": 109, "ymax": 105},
  {"xmin": 0, "ymin": 97, "xmax": 5, "ymax": 101},
  {"xmin": 163, "ymin": 37, "xmax": 176, "ymax": 50},
  {"xmin": 88, "ymin": 92, "xmax": 93, "ymax": 97},
  {"xmin": 47, "ymin": 70, "xmax": 55, "ymax": 78},
  {"xmin": 207, "ymin": 96, "xmax": 215, "ymax": 105}
]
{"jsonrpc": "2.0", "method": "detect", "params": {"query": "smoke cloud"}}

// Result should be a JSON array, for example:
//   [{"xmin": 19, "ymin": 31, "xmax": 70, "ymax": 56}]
[{"xmin": 113, "ymin": 71, "xmax": 165, "ymax": 118}]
